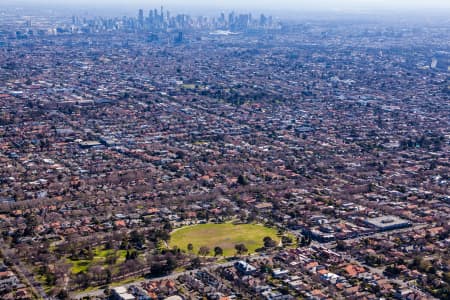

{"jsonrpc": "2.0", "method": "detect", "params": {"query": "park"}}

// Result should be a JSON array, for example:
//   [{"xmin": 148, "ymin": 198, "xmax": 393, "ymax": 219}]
[{"xmin": 170, "ymin": 223, "xmax": 282, "ymax": 257}]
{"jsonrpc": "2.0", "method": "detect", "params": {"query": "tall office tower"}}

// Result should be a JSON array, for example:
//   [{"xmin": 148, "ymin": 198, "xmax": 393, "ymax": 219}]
[
  {"xmin": 175, "ymin": 31, "xmax": 183, "ymax": 43},
  {"xmin": 161, "ymin": 6, "xmax": 164, "ymax": 20},
  {"xmin": 149, "ymin": 9, "xmax": 154, "ymax": 28},
  {"xmin": 237, "ymin": 14, "xmax": 249, "ymax": 30},
  {"xmin": 259, "ymin": 14, "xmax": 267, "ymax": 27},
  {"xmin": 228, "ymin": 11, "xmax": 235, "ymax": 27},
  {"xmin": 138, "ymin": 9, "xmax": 144, "ymax": 27}
]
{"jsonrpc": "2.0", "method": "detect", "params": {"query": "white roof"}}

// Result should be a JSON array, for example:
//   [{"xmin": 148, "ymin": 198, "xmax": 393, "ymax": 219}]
[
  {"xmin": 120, "ymin": 293, "xmax": 136, "ymax": 300},
  {"xmin": 165, "ymin": 296, "xmax": 183, "ymax": 300},
  {"xmin": 113, "ymin": 286, "xmax": 127, "ymax": 294}
]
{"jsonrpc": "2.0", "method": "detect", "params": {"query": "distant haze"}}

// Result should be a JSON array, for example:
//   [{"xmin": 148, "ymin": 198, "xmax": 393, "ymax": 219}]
[
  {"xmin": 3, "ymin": 0, "xmax": 450, "ymax": 9},
  {"xmin": 2, "ymin": 0, "xmax": 450, "ymax": 16}
]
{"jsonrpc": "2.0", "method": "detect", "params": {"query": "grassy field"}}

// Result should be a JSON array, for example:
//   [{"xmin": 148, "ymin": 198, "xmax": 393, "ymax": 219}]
[
  {"xmin": 68, "ymin": 247, "xmax": 128, "ymax": 274},
  {"xmin": 170, "ymin": 223, "xmax": 280, "ymax": 257}
]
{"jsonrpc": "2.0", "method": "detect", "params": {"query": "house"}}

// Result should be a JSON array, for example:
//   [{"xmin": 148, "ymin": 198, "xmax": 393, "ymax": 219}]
[
  {"xmin": 272, "ymin": 268, "xmax": 289, "ymax": 278},
  {"xmin": 344, "ymin": 264, "xmax": 366, "ymax": 277},
  {"xmin": 0, "ymin": 270, "xmax": 21, "ymax": 291},
  {"xmin": 112, "ymin": 286, "xmax": 136, "ymax": 300},
  {"xmin": 234, "ymin": 261, "xmax": 256, "ymax": 275}
]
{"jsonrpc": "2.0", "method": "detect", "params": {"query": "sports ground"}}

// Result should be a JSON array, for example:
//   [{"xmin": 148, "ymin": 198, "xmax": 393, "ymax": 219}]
[{"xmin": 170, "ymin": 223, "xmax": 280, "ymax": 257}]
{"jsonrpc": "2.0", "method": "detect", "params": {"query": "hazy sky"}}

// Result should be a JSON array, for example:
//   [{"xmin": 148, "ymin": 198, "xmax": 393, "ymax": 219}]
[{"xmin": 3, "ymin": 0, "xmax": 450, "ymax": 13}]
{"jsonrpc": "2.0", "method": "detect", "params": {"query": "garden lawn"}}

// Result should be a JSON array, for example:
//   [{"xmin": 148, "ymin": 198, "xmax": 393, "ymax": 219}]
[{"xmin": 68, "ymin": 247, "xmax": 128, "ymax": 274}]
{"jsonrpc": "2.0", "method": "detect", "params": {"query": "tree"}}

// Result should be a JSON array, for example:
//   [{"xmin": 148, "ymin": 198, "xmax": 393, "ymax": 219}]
[
  {"xmin": 24, "ymin": 213, "xmax": 38, "ymax": 236},
  {"xmin": 74, "ymin": 271, "xmax": 90, "ymax": 289},
  {"xmin": 130, "ymin": 230, "xmax": 145, "ymax": 247},
  {"xmin": 299, "ymin": 234, "xmax": 312, "ymax": 247},
  {"xmin": 235, "ymin": 243, "xmax": 248, "ymax": 255},
  {"xmin": 105, "ymin": 252, "xmax": 118, "ymax": 265},
  {"xmin": 155, "ymin": 229, "xmax": 171, "ymax": 242},
  {"xmin": 82, "ymin": 247, "xmax": 94, "ymax": 260},
  {"xmin": 384, "ymin": 265, "xmax": 401, "ymax": 277},
  {"xmin": 105, "ymin": 268, "xmax": 112, "ymax": 283},
  {"xmin": 187, "ymin": 243, "xmax": 194, "ymax": 253},
  {"xmin": 120, "ymin": 237, "xmax": 129, "ymax": 250},
  {"xmin": 164, "ymin": 253, "xmax": 178, "ymax": 272},
  {"xmin": 214, "ymin": 246, "xmax": 223, "ymax": 257},
  {"xmin": 336, "ymin": 240, "xmax": 347, "ymax": 251},
  {"xmin": 263, "ymin": 237, "xmax": 277, "ymax": 248},
  {"xmin": 150, "ymin": 261, "xmax": 166, "ymax": 276},
  {"xmin": 198, "ymin": 246, "xmax": 210, "ymax": 257},
  {"xmin": 125, "ymin": 250, "xmax": 138, "ymax": 261},
  {"xmin": 281, "ymin": 236, "xmax": 292, "ymax": 246},
  {"xmin": 104, "ymin": 239, "xmax": 114, "ymax": 250},
  {"xmin": 56, "ymin": 289, "xmax": 69, "ymax": 299},
  {"xmin": 45, "ymin": 272, "xmax": 57, "ymax": 286},
  {"xmin": 444, "ymin": 272, "xmax": 450, "ymax": 285},
  {"xmin": 162, "ymin": 221, "xmax": 173, "ymax": 233},
  {"xmin": 190, "ymin": 257, "xmax": 201, "ymax": 269},
  {"xmin": 237, "ymin": 174, "xmax": 248, "ymax": 186}
]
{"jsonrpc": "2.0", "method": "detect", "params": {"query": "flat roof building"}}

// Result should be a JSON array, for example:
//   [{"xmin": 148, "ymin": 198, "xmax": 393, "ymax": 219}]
[{"xmin": 364, "ymin": 216, "xmax": 411, "ymax": 231}]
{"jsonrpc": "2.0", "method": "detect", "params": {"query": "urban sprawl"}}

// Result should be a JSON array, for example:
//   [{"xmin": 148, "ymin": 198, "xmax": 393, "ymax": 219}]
[{"xmin": 0, "ymin": 6, "xmax": 449, "ymax": 300}]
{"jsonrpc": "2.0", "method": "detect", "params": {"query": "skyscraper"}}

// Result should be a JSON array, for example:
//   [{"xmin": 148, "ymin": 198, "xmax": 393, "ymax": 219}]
[
  {"xmin": 175, "ymin": 31, "xmax": 183, "ymax": 43},
  {"xmin": 138, "ymin": 9, "xmax": 144, "ymax": 28}
]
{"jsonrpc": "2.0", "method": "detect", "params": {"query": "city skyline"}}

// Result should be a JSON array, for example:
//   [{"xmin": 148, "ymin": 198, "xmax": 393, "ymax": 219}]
[{"xmin": 3, "ymin": 0, "xmax": 450, "ymax": 12}]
